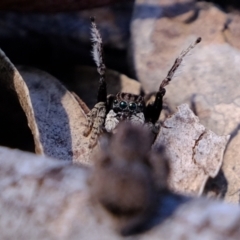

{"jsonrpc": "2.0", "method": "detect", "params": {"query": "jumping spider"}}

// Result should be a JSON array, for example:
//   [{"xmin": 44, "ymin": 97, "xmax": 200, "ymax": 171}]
[{"xmin": 84, "ymin": 17, "xmax": 201, "ymax": 148}]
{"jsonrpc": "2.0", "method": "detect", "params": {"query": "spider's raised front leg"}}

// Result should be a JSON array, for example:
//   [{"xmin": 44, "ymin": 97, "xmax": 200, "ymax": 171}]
[
  {"xmin": 84, "ymin": 17, "xmax": 108, "ymax": 148},
  {"xmin": 144, "ymin": 37, "xmax": 201, "ymax": 127},
  {"xmin": 84, "ymin": 102, "xmax": 107, "ymax": 148}
]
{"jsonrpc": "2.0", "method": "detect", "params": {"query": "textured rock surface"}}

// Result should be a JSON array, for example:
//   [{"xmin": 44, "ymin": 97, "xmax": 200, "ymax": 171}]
[
  {"xmin": 18, "ymin": 67, "xmax": 91, "ymax": 164},
  {"xmin": 0, "ymin": 48, "xmax": 92, "ymax": 164},
  {"xmin": 131, "ymin": 1, "xmax": 227, "ymax": 93},
  {"xmin": 1, "ymin": 146, "xmax": 240, "ymax": 239},
  {"xmin": 224, "ymin": 13, "xmax": 240, "ymax": 50},
  {"xmin": 131, "ymin": 0, "xmax": 240, "ymax": 203},
  {"xmin": 153, "ymin": 104, "xmax": 229, "ymax": 195}
]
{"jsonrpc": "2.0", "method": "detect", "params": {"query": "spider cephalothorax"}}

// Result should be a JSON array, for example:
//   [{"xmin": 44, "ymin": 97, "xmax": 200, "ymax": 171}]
[
  {"xmin": 84, "ymin": 17, "xmax": 201, "ymax": 148},
  {"xmin": 105, "ymin": 93, "xmax": 145, "ymax": 132}
]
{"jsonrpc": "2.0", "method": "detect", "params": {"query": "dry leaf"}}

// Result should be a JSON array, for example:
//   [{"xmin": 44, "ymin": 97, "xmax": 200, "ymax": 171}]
[{"xmin": 153, "ymin": 104, "xmax": 229, "ymax": 195}]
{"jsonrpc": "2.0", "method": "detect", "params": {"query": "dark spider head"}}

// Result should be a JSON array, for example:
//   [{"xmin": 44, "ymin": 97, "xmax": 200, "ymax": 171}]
[{"xmin": 108, "ymin": 93, "xmax": 145, "ymax": 120}]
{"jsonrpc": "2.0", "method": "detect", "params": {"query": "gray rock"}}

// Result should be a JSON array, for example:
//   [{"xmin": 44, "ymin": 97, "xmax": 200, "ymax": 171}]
[
  {"xmin": 0, "ymin": 4, "xmax": 133, "ymax": 50},
  {"xmin": 1, "ymin": 146, "xmax": 240, "ymax": 239},
  {"xmin": 131, "ymin": 0, "xmax": 240, "ymax": 203}
]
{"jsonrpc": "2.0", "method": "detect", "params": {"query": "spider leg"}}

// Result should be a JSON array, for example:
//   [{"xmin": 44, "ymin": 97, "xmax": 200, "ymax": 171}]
[
  {"xmin": 83, "ymin": 108, "xmax": 95, "ymax": 137},
  {"xmin": 84, "ymin": 102, "xmax": 106, "ymax": 148},
  {"xmin": 159, "ymin": 37, "xmax": 201, "ymax": 90},
  {"xmin": 88, "ymin": 102, "xmax": 107, "ymax": 148},
  {"xmin": 145, "ymin": 37, "xmax": 201, "ymax": 123},
  {"xmin": 83, "ymin": 18, "xmax": 108, "ymax": 148},
  {"xmin": 90, "ymin": 17, "xmax": 107, "ymax": 103}
]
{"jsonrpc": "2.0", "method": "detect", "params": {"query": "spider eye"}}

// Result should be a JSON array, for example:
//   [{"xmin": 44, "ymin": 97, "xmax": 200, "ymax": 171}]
[
  {"xmin": 138, "ymin": 103, "xmax": 144, "ymax": 110},
  {"xmin": 129, "ymin": 102, "xmax": 137, "ymax": 111},
  {"xmin": 119, "ymin": 101, "xmax": 127, "ymax": 109},
  {"xmin": 113, "ymin": 99, "xmax": 118, "ymax": 105}
]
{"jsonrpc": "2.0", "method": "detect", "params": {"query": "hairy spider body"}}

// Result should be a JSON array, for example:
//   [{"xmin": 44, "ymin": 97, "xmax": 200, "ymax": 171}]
[
  {"xmin": 84, "ymin": 17, "xmax": 201, "ymax": 148},
  {"xmin": 105, "ymin": 93, "xmax": 145, "ymax": 132}
]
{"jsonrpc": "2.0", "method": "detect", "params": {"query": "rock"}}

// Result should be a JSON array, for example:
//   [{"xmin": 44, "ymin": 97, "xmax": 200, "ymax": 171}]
[
  {"xmin": 222, "ymin": 128, "xmax": 240, "ymax": 203},
  {"xmin": 224, "ymin": 13, "xmax": 240, "ymax": 50},
  {"xmin": 131, "ymin": 0, "xmax": 240, "ymax": 203},
  {"xmin": 1, "ymin": 145, "xmax": 240, "ymax": 239},
  {"xmin": 0, "ymin": 48, "xmax": 93, "ymax": 164},
  {"xmin": 18, "ymin": 66, "xmax": 92, "ymax": 164},
  {"xmin": 0, "ymin": 0, "xmax": 129, "ymax": 12},
  {"xmin": 131, "ymin": 1, "xmax": 227, "ymax": 93},
  {"xmin": 153, "ymin": 104, "xmax": 229, "ymax": 196}
]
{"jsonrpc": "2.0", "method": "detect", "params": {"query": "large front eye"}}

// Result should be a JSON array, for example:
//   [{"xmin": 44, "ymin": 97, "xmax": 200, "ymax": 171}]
[
  {"xmin": 129, "ymin": 102, "xmax": 137, "ymax": 111},
  {"xmin": 113, "ymin": 99, "xmax": 118, "ymax": 105},
  {"xmin": 119, "ymin": 101, "xmax": 127, "ymax": 109}
]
